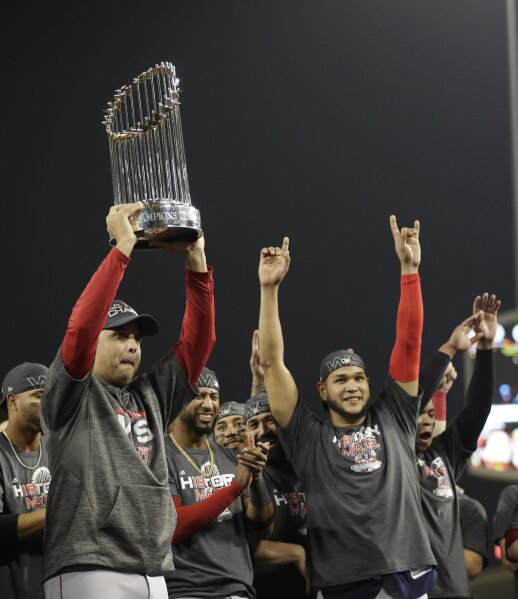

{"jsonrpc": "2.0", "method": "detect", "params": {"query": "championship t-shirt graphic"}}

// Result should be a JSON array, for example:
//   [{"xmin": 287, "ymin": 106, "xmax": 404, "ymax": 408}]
[
  {"xmin": 333, "ymin": 424, "xmax": 384, "ymax": 473},
  {"xmin": 11, "ymin": 466, "xmax": 51, "ymax": 510},
  {"xmin": 416, "ymin": 455, "xmax": 453, "ymax": 499},
  {"xmin": 179, "ymin": 461, "xmax": 234, "ymax": 522}
]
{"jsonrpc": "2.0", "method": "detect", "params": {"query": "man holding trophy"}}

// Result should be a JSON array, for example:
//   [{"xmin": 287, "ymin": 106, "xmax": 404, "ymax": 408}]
[{"xmin": 41, "ymin": 62, "xmax": 215, "ymax": 599}]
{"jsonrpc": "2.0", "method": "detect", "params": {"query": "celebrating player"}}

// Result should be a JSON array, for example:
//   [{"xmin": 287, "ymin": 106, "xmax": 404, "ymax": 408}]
[
  {"xmin": 165, "ymin": 367, "xmax": 274, "ymax": 598},
  {"xmin": 415, "ymin": 294, "xmax": 497, "ymax": 598},
  {"xmin": 41, "ymin": 203, "xmax": 215, "ymax": 599},
  {"xmin": 257, "ymin": 216, "xmax": 437, "ymax": 598}
]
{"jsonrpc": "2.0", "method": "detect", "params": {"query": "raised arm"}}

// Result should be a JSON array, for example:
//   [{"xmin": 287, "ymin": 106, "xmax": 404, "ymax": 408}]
[
  {"xmin": 454, "ymin": 293, "xmax": 499, "ymax": 451},
  {"xmin": 432, "ymin": 363, "xmax": 457, "ymax": 437},
  {"xmin": 151, "ymin": 235, "xmax": 215, "ymax": 387},
  {"xmin": 419, "ymin": 311, "xmax": 482, "ymax": 422},
  {"xmin": 240, "ymin": 434, "xmax": 275, "ymax": 539},
  {"xmin": 258, "ymin": 238, "xmax": 299, "ymax": 428},
  {"xmin": 250, "ymin": 330, "xmax": 266, "ymax": 396},
  {"xmin": 61, "ymin": 203, "xmax": 142, "ymax": 379},
  {"xmin": 388, "ymin": 215, "xmax": 422, "ymax": 397},
  {"xmin": 172, "ymin": 435, "xmax": 270, "ymax": 543}
]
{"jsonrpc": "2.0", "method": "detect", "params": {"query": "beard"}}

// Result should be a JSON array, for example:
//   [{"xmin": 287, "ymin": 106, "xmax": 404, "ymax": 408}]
[
  {"xmin": 21, "ymin": 406, "xmax": 42, "ymax": 433},
  {"xmin": 326, "ymin": 395, "xmax": 371, "ymax": 424},
  {"xmin": 180, "ymin": 411, "xmax": 214, "ymax": 435}
]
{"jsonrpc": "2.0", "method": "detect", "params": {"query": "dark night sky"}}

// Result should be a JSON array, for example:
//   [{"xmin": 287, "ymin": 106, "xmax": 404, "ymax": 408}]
[{"xmin": 2, "ymin": 0, "xmax": 515, "ymax": 540}]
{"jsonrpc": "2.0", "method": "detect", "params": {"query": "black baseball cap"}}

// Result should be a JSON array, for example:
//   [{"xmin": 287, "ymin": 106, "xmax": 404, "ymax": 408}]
[
  {"xmin": 243, "ymin": 391, "xmax": 270, "ymax": 423},
  {"xmin": 2, "ymin": 362, "xmax": 49, "ymax": 406},
  {"xmin": 196, "ymin": 367, "xmax": 219, "ymax": 391},
  {"xmin": 104, "ymin": 300, "xmax": 159, "ymax": 336},
  {"xmin": 216, "ymin": 401, "xmax": 245, "ymax": 422},
  {"xmin": 319, "ymin": 350, "xmax": 366, "ymax": 382}
]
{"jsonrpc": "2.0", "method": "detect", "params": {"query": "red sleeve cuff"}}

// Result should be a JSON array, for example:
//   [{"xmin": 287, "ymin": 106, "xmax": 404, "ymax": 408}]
[
  {"xmin": 400, "ymin": 273, "xmax": 420, "ymax": 284},
  {"xmin": 186, "ymin": 264, "xmax": 213, "ymax": 281},
  {"xmin": 111, "ymin": 246, "xmax": 131, "ymax": 265},
  {"xmin": 432, "ymin": 391, "xmax": 447, "ymax": 421},
  {"xmin": 230, "ymin": 478, "xmax": 245, "ymax": 495}
]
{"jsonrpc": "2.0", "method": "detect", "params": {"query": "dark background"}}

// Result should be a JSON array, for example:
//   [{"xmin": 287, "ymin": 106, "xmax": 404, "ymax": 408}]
[{"xmin": 2, "ymin": 0, "xmax": 514, "ymax": 568}]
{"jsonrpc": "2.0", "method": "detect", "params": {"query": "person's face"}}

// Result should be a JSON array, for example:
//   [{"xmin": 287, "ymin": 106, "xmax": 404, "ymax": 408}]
[
  {"xmin": 416, "ymin": 400, "xmax": 435, "ymax": 453},
  {"xmin": 246, "ymin": 411, "xmax": 283, "ymax": 460},
  {"xmin": 7, "ymin": 388, "xmax": 44, "ymax": 432},
  {"xmin": 180, "ymin": 386, "xmax": 220, "ymax": 435},
  {"xmin": 93, "ymin": 323, "xmax": 142, "ymax": 386},
  {"xmin": 214, "ymin": 415, "xmax": 247, "ymax": 451},
  {"xmin": 318, "ymin": 366, "xmax": 371, "ymax": 426}
]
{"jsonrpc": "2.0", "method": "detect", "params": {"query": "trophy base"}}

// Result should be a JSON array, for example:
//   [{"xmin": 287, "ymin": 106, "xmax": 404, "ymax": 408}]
[{"xmin": 109, "ymin": 200, "xmax": 202, "ymax": 250}]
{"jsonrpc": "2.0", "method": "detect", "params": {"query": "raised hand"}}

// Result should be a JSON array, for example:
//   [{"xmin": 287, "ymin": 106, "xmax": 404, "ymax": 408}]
[
  {"xmin": 235, "ymin": 432, "xmax": 269, "ymax": 488},
  {"xmin": 389, "ymin": 215, "xmax": 420, "ymax": 274},
  {"xmin": 259, "ymin": 237, "xmax": 291, "ymax": 288},
  {"xmin": 473, "ymin": 293, "xmax": 501, "ymax": 348},
  {"xmin": 106, "ymin": 202, "xmax": 143, "ymax": 256},
  {"xmin": 441, "ymin": 312, "xmax": 484, "ymax": 357},
  {"xmin": 149, "ymin": 234, "xmax": 207, "ymax": 272},
  {"xmin": 438, "ymin": 362, "xmax": 458, "ymax": 394}
]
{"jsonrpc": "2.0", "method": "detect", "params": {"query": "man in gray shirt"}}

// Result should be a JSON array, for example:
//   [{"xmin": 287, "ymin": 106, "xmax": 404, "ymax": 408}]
[
  {"xmin": 41, "ymin": 204, "xmax": 215, "ymax": 599},
  {"xmin": 0, "ymin": 362, "xmax": 49, "ymax": 599},
  {"xmin": 256, "ymin": 217, "xmax": 436, "ymax": 598},
  {"xmin": 165, "ymin": 367, "xmax": 274, "ymax": 599}
]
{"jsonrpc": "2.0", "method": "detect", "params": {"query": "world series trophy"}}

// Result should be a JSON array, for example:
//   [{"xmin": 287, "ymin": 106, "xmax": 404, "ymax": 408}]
[{"xmin": 103, "ymin": 62, "xmax": 201, "ymax": 249}]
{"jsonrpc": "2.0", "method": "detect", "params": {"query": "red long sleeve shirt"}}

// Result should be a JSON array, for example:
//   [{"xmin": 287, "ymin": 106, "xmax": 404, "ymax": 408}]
[{"xmin": 61, "ymin": 247, "xmax": 215, "ymax": 386}]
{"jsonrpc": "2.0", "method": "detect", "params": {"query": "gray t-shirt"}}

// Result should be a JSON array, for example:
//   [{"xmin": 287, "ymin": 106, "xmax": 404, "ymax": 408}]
[
  {"xmin": 164, "ymin": 437, "xmax": 254, "ymax": 599},
  {"xmin": 416, "ymin": 423, "xmax": 471, "ymax": 598},
  {"xmin": 494, "ymin": 485, "xmax": 518, "ymax": 599},
  {"xmin": 458, "ymin": 493, "xmax": 489, "ymax": 567},
  {"xmin": 0, "ymin": 434, "xmax": 50, "ymax": 599},
  {"xmin": 41, "ymin": 350, "xmax": 195, "ymax": 581},
  {"xmin": 277, "ymin": 376, "xmax": 435, "ymax": 589}
]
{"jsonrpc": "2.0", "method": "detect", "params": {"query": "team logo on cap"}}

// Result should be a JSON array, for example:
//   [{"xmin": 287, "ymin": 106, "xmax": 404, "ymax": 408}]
[
  {"xmin": 197, "ymin": 368, "xmax": 219, "ymax": 391},
  {"xmin": 108, "ymin": 302, "xmax": 137, "ymax": 318},
  {"xmin": 326, "ymin": 356, "xmax": 352, "ymax": 371}
]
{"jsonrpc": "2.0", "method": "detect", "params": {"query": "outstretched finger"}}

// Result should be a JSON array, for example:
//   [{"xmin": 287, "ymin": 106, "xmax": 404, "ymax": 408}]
[
  {"xmin": 389, "ymin": 215, "xmax": 400, "ymax": 238},
  {"xmin": 282, "ymin": 237, "xmax": 290, "ymax": 253},
  {"xmin": 414, "ymin": 220, "xmax": 420, "ymax": 236},
  {"xmin": 247, "ymin": 431, "xmax": 256, "ymax": 450},
  {"xmin": 472, "ymin": 295, "xmax": 481, "ymax": 314},
  {"xmin": 252, "ymin": 330, "xmax": 260, "ymax": 353},
  {"xmin": 461, "ymin": 312, "xmax": 482, "ymax": 330}
]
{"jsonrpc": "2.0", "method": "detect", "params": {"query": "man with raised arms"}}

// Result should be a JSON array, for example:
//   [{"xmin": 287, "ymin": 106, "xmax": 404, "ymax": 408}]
[
  {"xmin": 257, "ymin": 216, "xmax": 436, "ymax": 599},
  {"xmin": 41, "ymin": 203, "xmax": 215, "ymax": 599},
  {"xmin": 415, "ymin": 294, "xmax": 497, "ymax": 597}
]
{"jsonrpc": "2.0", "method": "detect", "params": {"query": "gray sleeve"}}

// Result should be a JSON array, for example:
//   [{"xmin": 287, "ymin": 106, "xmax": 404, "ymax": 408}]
[
  {"xmin": 276, "ymin": 399, "xmax": 322, "ymax": 470},
  {"xmin": 459, "ymin": 495, "xmax": 490, "ymax": 567},
  {"xmin": 494, "ymin": 485, "xmax": 518, "ymax": 543},
  {"xmin": 165, "ymin": 437, "xmax": 180, "ymax": 496},
  {"xmin": 143, "ymin": 352, "xmax": 196, "ymax": 433},
  {"xmin": 377, "ymin": 376, "xmax": 421, "ymax": 439},
  {"xmin": 41, "ymin": 349, "xmax": 91, "ymax": 431},
  {"xmin": 0, "ymin": 470, "xmax": 18, "ymax": 544}
]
